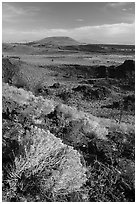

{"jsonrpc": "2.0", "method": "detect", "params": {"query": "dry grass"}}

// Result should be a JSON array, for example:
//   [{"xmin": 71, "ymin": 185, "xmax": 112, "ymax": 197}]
[
  {"xmin": 4, "ymin": 126, "xmax": 87, "ymax": 201},
  {"xmin": 2, "ymin": 83, "xmax": 135, "ymax": 201}
]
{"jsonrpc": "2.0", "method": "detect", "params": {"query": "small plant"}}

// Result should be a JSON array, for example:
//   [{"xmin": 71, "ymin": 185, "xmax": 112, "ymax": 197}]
[{"xmin": 3, "ymin": 125, "xmax": 87, "ymax": 201}]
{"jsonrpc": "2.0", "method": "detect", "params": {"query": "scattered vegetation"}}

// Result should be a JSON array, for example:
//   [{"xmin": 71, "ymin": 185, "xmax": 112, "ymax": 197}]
[
  {"xmin": 2, "ymin": 83, "xmax": 135, "ymax": 201},
  {"xmin": 2, "ymin": 53, "xmax": 135, "ymax": 202},
  {"xmin": 2, "ymin": 58, "xmax": 20, "ymax": 84}
]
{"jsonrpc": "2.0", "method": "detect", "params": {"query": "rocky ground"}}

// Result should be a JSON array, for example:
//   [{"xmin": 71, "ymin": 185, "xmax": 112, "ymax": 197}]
[{"xmin": 2, "ymin": 42, "xmax": 135, "ymax": 201}]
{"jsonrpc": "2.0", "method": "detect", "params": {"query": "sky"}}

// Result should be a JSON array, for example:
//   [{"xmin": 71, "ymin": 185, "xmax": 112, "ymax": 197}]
[{"xmin": 2, "ymin": 2, "xmax": 135, "ymax": 44}]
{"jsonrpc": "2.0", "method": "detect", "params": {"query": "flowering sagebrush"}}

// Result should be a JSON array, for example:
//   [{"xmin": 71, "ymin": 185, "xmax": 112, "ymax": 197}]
[{"xmin": 10, "ymin": 126, "xmax": 87, "ymax": 196}]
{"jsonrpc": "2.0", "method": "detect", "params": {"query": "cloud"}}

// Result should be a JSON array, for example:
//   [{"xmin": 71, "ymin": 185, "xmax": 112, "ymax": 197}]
[
  {"xmin": 2, "ymin": 3, "xmax": 40, "ymax": 22},
  {"xmin": 122, "ymin": 8, "xmax": 127, "ymax": 11},
  {"xmin": 3, "ymin": 3, "xmax": 25, "ymax": 15},
  {"xmin": 122, "ymin": 7, "xmax": 134, "ymax": 12},
  {"xmin": 106, "ymin": 2, "xmax": 133, "ymax": 8},
  {"xmin": 121, "ymin": 13, "xmax": 135, "ymax": 24},
  {"xmin": 72, "ymin": 22, "xmax": 135, "ymax": 44},
  {"xmin": 76, "ymin": 19, "xmax": 84, "ymax": 22},
  {"xmin": 2, "ymin": 22, "xmax": 135, "ymax": 44}
]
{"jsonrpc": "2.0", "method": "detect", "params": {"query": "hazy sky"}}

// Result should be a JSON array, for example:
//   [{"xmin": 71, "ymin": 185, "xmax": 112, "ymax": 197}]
[{"xmin": 2, "ymin": 2, "xmax": 135, "ymax": 44}]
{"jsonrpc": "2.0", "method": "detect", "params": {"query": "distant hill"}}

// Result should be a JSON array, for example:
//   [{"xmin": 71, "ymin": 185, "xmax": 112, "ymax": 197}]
[
  {"xmin": 27, "ymin": 36, "xmax": 80, "ymax": 47},
  {"xmin": 2, "ymin": 37, "xmax": 135, "ymax": 55}
]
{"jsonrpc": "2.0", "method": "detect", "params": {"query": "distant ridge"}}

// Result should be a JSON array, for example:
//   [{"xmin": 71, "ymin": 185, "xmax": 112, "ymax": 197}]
[{"xmin": 27, "ymin": 36, "xmax": 80, "ymax": 46}]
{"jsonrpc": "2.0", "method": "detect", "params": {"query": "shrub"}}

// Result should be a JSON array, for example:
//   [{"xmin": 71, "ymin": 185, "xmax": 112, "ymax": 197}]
[
  {"xmin": 87, "ymin": 159, "xmax": 126, "ymax": 202},
  {"xmin": 2, "ymin": 58, "xmax": 19, "ymax": 84},
  {"xmin": 3, "ymin": 126, "xmax": 87, "ymax": 201},
  {"xmin": 2, "ymin": 83, "xmax": 135, "ymax": 202}
]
